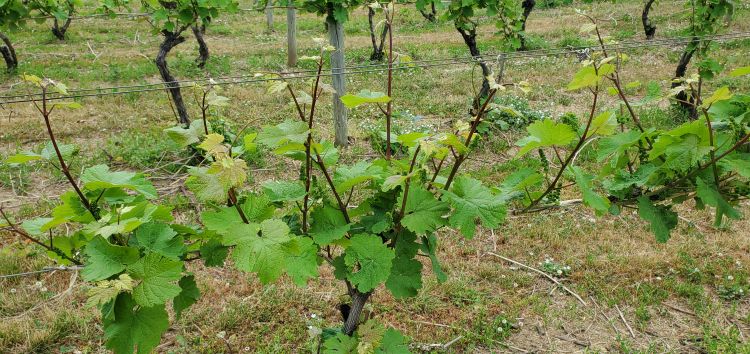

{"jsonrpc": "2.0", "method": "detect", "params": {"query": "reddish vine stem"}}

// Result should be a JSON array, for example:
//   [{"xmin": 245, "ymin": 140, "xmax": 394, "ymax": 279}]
[
  {"xmin": 200, "ymin": 89, "xmax": 209, "ymax": 135},
  {"xmin": 522, "ymin": 86, "xmax": 600, "ymax": 213},
  {"xmin": 228, "ymin": 188, "xmax": 249, "ymax": 224},
  {"xmin": 397, "ymin": 145, "xmax": 422, "ymax": 220},
  {"xmin": 588, "ymin": 16, "xmax": 652, "ymax": 147},
  {"xmin": 1, "ymin": 208, "xmax": 82, "ymax": 265},
  {"xmin": 286, "ymin": 56, "xmax": 324, "ymax": 233},
  {"xmin": 427, "ymin": 155, "xmax": 446, "ymax": 190},
  {"xmin": 33, "ymin": 86, "xmax": 97, "ymax": 220},
  {"xmin": 702, "ymin": 107, "xmax": 721, "ymax": 186},
  {"xmin": 443, "ymin": 88, "xmax": 498, "ymax": 191},
  {"xmin": 313, "ymin": 152, "xmax": 351, "ymax": 224},
  {"xmin": 384, "ymin": 6, "xmax": 394, "ymax": 160}
]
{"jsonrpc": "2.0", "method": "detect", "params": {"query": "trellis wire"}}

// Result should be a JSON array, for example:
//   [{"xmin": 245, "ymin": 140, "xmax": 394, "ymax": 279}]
[{"xmin": 1, "ymin": 30, "xmax": 748, "ymax": 105}]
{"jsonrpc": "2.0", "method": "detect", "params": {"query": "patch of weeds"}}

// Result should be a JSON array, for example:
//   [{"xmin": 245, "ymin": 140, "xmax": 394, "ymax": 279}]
[
  {"xmin": 636, "ymin": 282, "xmax": 669, "ymax": 307},
  {"xmin": 716, "ymin": 274, "xmax": 749, "ymax": 301},
  {"xmin": 635, "ymin": 304, "xmax": 651, "ymax": 323},
  {"xmin": 478, "ymin": 94, "xmax": 550, "ymax": 134},
  {"xmin": 521, "ymin": 34, "xmax": 549, "ymax": 50},
  {"xmin": 538, "ymin": 257, "xmax": 572, "ymax": 278},
  {"xmin": 359, "ymin": 110, "xmax": 433, "ymax": 156},
  {"xmin": 469, "ymin": 311, "xmax": 517, "ymax": 347},
  {"xmin": 556, "ymin": 30, "xmax": 592, "ymax": 48},
  {"xmin": 613, "ymin": 28, "xmax": 636, "ymax": 41},
  {"xmin": 700, "ymin": 324, "xmax": 750, "ymax": 353},
  {"xmin": 668, "ymin": 279, "xmax": 705, "ymax": 304},
  {"xmin": 106, "ymin": 128, "xmax": 181, "ymax": 170},
  {"xmin": 535, "ymin": 0, "xmax": 573, "ymax": 9},
  {"xmin": 445, "ymin": 278, "xmax": 484, "ymax": 306},
  {"xmin": 638, "ymin": 106, "xmax": 691, "ymax": 129},
  {"xmin": 0, "ymin": 161, "xmax": 33, "ymax": 194}
]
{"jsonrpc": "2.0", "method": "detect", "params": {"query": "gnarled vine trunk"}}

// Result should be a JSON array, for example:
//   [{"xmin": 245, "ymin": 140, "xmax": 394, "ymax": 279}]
[
  {"xmin": 342, "ymin": 289, "xmax": 372, "ymax": 335},
  {"xmin": 368, "ymin": 7, "xmax": 389, "ymax": 61},
  {"xmin": 0, "ymin": 32, "xmax": 18, "ymax": 72},
  {"xmin": 327, "ymin": 10, "xmax": 348, "ymax": 147},
  {"xmin": 457, "ymin": 26, "xmax": 491, "ymax": 111},
  {"xmin": 52, "ymin": 15, "xmax": 73, "ymax": 41},
  {"xmin": 671, "ymin": 37, "xmax": 699, "ymax": 115},
  {"xmin": 642, "ymin": 0, "xmax": 656, "ymax": 39},
  {"xmin": 156, "ymin": 31, "xmax": 190, "ymax": 125},
  {"xmin": 520, "ymin": 0, "xmax": 536, "ymax": 50},
  {"xmin": 192, "ymin": 24, "xmax": 209, "ymax": 68},
  {"xmin": 419, "ymin": 2, "xmax": 437, "ymax": 22}
]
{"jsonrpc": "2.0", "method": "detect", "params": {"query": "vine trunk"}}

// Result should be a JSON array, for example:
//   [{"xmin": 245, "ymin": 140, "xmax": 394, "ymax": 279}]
[{"xmin": 156, "ymin": 31, "xmax": 191, "ymax": 126}]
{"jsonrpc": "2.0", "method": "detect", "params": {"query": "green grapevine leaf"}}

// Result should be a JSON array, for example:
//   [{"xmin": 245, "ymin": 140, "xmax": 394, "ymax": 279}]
[
  {"xmin": 696, "ymin": 177, "xmax": 742, "ymax": 227},
  {"xmin": 103, "ymin": 293, "xmax": 169, "ymax": 354},
  {"xmin": 382, "ymin": 174, "xmax": 408, "ymax": 192},
  {"xmin": 197, "ymin": 133, "xmax": 229, "ymax": 157},
  {"xmin": 81, "ymin": 165, "xmax": 157, "ymax": 199},
  {"xmin": 396, "ymin": 132, "xmax": 429, "ymax": 148},
  {"xmin": 420, "ymin": 235, "xmax": 447, "ymax": 282},
  {"xmin": 344, "ymin": 234, "xmax": 395, "ymax": 292},
  {"xmin": 334, "ymin": 161, "xmax": 384, "ymax": 192},
  {"xmin": 701, "ymin": 86, "xmax": 732, "ymax": 108},
  {"xmin": 21, "ymin": 217, "xmax": 53, "ymax": 236},
  {"xmin": 262, "ymin": 180, "xmax": 306, "ymax": 202},
  {"xmin": 200, "ymin": 238, "xmax": 229, "ymax": 267},
  {"xmin": 567, "ymin": 64, "xmax": 613, "ymax": 91},
  {"xmin": 207, "ymin": 157, "xmax": 248, "ymax": 189},
  {"xmin": 282, "ymin": 237, "xmax": 320, "ymax": 286},
  {"xmin": 201, "ymin": 199, "xmax": 273, "ymax": 236},
  {"xmin": 244, "ymin": 132, "xmax": 258, "ymax": 153},
  {"xmin": 186, "ymin": 167, "xmax": 229, "ymax": 203},
  {"xmin": 443, "ymin": 176, "xmax": 506, "ymax": 238},
  {"xmin": 385, "ymin": 230, "xmax": 422, "ymax": 298},
  {"xmin": 128, "ymin": 253, "xmax": 184, "ymax": 307},
  {"xmin": 376, "ymin": 328, "xmax": 410, "ymax": 353},
  {"xmin": 310, "ymin": 205, "xmax": 350, "ymax": 245},
  {"xmin": 232, "ymin": 219, "xmax": 291, "ymax": 283},
  {"xmin": 516, "ymin": 119, "xmax": 576, "ymax": 156},
  {"xmin": 164, "ymin": 120, "xmax": 209, "ymax": 147},
  {"xmin": 587, "ymin": 111, "xmax": 618, "ymax": 137},
  {"xmin": 322, "ymin": 332, "xmax": 358, "ymax": 353},
  {"xmin": 82, "ymin": 236, "xmax": 140, "ymax": 281},
  {"xmin": 399, "ymin": 186, "xmax": 449, "ymax": 235},
  {"xmin": 497, "ymin": 168, "xmax": 544, "ymax": 203},
  {"xmin": 729, "ymin": 65, "xmax": 750, "ymax": 77},
  {"xmin": 572, "ymin": 166, "xmax": 610, "ymax": 215},
  {"xmin": 86, "ymin": 274, "xmax": 135, "ymax": 308},
  {"xmin": 40, "ymin": 142, "xmax": 77, "ymax": 161},
  {"xmin": 637, "ymin": 196, "xmax": 678, "ymax": 243},
  {"xmin": 719, "ymin": 153, "xmax": 750, "ymax": 178},
  {"xmin": 173, "ymin": 275, "xmax": 200, "ymax": 320},
  {"xmin": 3, "ymin": 151, "xmax": 42, "ymax": 164},
  {"xmin": 221, "ymin": 223, "xmax": 260, "ymax": 246},
  {"xmin": 206, "ymin": 91, "xmax": 230, "ymax": 106},
  {"xmin": 357, "ymin": 320, "xmax": 386, "ymax": 353},
  {"xmin": 659, "ymin": 135, "xmax": 712, "ymax": 173},
  {"xmin": 240, "ymin": 193, "xmax": 276, "ymax": 222},
  {"xmin": 312, "ymin": 141, "xmax": 340, "ymax": 165},
  {"xmin": 596, "ymin": 130, "xmax": 642, "ymax": 167},
  {"xmin": 257, "ymin": 120, "xmax": 309, "ymax": 148},
  {"xmin": 133, "ymin": 222, "xmax": 185, "ymax": 260},
  {"xmin": 51, "ymin": 190, "xmax": 96, "ymax": 224},
  {"xmin": 340, "ymin": 89, "xmax": 391, "ymax": 108}
]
